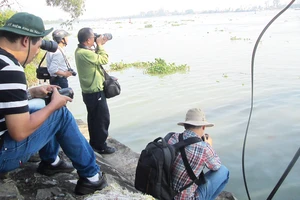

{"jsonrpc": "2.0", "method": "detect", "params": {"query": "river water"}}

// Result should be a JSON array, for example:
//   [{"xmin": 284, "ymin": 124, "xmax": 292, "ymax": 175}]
[{"xmin": 46, "ymin": 9, "xmax": 300, "ymax": 199}]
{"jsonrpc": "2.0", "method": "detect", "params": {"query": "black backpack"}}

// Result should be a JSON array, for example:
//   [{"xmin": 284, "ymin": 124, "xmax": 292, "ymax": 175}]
[{"xmin": 134, "ymin": 132, "xmax": 206, "ymax": 200}]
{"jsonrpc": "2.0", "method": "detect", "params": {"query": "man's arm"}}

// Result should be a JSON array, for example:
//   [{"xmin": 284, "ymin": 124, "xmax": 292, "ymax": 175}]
[
  {"xmin": 95, "ymin": 45, "xmax": 109, "ymax": 65},
  {"xmin": 203, "ymin": 144, "xmax": 222, "ymax": 171},
  {"xmin": 6, "ymin": 88, "xmax": 71, "ymax": 141}
]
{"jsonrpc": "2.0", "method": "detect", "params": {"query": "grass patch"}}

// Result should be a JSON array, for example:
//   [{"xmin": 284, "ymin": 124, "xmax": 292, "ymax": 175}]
[{"xmin": 110, "ymin": 58, "xmax": 189, "ymax": 76}]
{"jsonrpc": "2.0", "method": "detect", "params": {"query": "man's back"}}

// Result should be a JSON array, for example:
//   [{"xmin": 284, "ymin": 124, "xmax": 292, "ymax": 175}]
[{"xmin": 168, "ymin": 130, "xmax": 221, "ymax": 200}]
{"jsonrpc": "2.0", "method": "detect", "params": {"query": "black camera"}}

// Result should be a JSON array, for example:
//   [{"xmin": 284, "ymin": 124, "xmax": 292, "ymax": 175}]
[
  {"xmin": 40, "ymin": 40, "xmax": 58, "ymax": 52},
  {"xmin": 94, "ymin": 33, "xmax": 113, "ymax": 43},
  {"xmin": 68, "ymin": 68, "xmax": 77, "ymax": 76},
  {"xmin": 44, "ymin": 87, "xmax": 74, "ymax": 105}
]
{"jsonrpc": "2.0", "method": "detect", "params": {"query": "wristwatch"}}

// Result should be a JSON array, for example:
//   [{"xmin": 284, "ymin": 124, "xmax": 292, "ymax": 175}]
[{"xmin": 26, "ymin": 89, "xmax": 33, "ymax": 100}]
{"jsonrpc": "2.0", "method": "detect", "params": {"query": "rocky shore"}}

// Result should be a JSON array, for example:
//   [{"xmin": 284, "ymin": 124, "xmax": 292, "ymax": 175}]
[{"xmin": 0, "ymin": 119, "xmax": 237, "ymax": 200}]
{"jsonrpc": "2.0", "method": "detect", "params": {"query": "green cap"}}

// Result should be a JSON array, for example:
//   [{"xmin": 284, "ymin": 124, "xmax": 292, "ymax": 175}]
[{"xmin": 0, "ymin": 12, "xmax": 53, "ymax": 37}]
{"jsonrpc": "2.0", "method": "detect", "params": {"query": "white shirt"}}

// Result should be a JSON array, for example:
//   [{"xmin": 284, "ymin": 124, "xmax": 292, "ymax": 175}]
[{"xmin": 46, "ymin": 46, "xmax": 68, "ymax": 77}]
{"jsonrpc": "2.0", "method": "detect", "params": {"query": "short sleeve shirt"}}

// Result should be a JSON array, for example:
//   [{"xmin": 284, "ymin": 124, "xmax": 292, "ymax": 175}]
[{"xmin": 0, "ymin": 48, "xmax": 28, "ymax": 136}]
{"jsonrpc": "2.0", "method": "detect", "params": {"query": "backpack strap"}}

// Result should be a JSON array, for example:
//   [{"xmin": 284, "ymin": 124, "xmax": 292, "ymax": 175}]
[
  {"xmin": 178, "ymin": 133, "xmax": 206, "ymax": 192},
  {"xmin": 165, "ymin": 132, "xmax": 201, "ymax": 150},
  {"xmin": 164, "ymin": 132, "xmax": 175, "ymax": 142}
]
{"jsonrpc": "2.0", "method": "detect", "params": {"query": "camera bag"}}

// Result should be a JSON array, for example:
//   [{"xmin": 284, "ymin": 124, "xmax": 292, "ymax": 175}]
[
  {"xmin": 36, "ymin": 52, "xmax": 50, "ymax": 81},
  {"xmin": 100, "ymin": 65, "xmax": 121, "ymax": 98}
]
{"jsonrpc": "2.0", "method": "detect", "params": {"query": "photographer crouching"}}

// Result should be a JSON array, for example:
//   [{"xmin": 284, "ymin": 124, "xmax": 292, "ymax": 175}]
[{"xmin": 47, "ymin": 29, "xmax": 76, "ymax": 88}]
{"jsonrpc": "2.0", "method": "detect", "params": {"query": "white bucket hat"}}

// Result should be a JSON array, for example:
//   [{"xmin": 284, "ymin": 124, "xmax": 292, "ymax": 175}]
[{"xmin": 177, "ymin": 108, "xmax": 214, "ymax": 127}]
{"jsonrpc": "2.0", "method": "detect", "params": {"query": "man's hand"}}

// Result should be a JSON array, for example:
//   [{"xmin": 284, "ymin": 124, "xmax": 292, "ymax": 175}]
[
  {"xmin": 29, "ymin": 85, "xmax": 60, "ymax": 98},
  {"xmin": 96, "ymin": 35, "xmax": 108, "ymax": 45},
  {"xmin": 202, "ymin": 133, "xmax": 213, "ymax": 147},
  {"xmin": 48, "ymin": 87, "xmax": 72, "ymax": 110}
]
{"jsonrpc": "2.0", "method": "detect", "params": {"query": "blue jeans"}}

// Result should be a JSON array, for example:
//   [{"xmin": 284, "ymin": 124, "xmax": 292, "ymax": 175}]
[
  {"xmin": 0, "ymin": 106, "xmax": 100, "ymax": 178},
  {"xmin": 28, "ymin": 98, "xmax": 45, "ymax": 113},
  {"xmin": 197, "ymin": 165, "xmax": 229, "ymax": 200}
]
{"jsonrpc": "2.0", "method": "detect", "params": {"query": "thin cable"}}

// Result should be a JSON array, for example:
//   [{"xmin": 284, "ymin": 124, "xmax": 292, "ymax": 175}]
[
  {"xmin": 242, "ymin": 1, "xmax": 295, "ymax": 200},
  {"xmin": 266, "ymin": 147, "xmax": 300, "ymax": 200}
]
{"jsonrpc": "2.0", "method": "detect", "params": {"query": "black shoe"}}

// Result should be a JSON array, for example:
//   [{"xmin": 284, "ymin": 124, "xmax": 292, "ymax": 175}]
[
  {"xmin": 37, "ymin": 160, "xmax": 74, "ymax": 176},
  {"xmin": 94, "ymin": 146, "xmax": 116, "ymax": 154},
  {"xmin": 75, "ymin": 172, "xmax": 108, "ymax": 195}
]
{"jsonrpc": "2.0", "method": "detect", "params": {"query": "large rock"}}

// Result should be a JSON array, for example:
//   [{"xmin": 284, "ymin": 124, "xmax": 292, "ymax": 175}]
[{"xmin": 0, "ymin": 120, "xmax": 237, "ymax": 200}]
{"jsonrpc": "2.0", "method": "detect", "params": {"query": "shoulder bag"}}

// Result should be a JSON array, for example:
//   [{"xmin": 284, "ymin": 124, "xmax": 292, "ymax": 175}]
[
  {"xmin": 100, "ymin": 65, "xmax": 121, "ymax": 98},
  {"xmin": 36, "ymin": 52, "xmax": 51, "ymax": 81}
]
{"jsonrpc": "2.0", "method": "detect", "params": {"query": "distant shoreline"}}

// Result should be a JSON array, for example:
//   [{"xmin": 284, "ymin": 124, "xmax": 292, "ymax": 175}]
[{"xmin": 45, "ymin": 4, "xmax": 300, "ymax": 24}]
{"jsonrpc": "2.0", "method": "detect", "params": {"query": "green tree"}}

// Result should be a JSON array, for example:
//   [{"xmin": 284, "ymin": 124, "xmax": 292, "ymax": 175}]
[
  {"xmin": 45, "ymin": 0, "xmax": 86, "ymax": 26},
  {"xmin": 0, "ymin": 9, "xmax": 15, "ymax": 26},
  {"xmin": 1, "ymin": 0, "xmax": 86, "ymax": 26}
]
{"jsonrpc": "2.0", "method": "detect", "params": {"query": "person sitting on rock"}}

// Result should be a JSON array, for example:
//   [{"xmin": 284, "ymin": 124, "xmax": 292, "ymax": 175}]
[
  {"xmin": 0, "ymin": 12, "xmax": 107, "ymax": 195},
  {"xmin": 168, "ymin": 108, "xmax": 229, "ymax": 200}
]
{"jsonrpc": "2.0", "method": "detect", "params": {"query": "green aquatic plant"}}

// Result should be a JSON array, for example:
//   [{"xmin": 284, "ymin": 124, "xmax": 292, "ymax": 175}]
[
  {"xmin": 181, "ymin": 19, "xmax": 195, "ymax": 22},
  {"xmin": 230, "ymin": 36, "xmax": 251, "ymax": 41},
  {"xmin": 110, "ymin": 62, "xmax": 132, "ymax": 70},
  {"xmin": 145, "ymin": 24, "xmax": 153, "ymax": 28},
  {"xmin": 230, "ymin": 36, "xmax": 242, "ymax": 40},
  {"xmin": 109, "ymin": 58, "xmax": 189, "ymax": 76},
  {"xmin": 145, "ymin": 58, "xmax": 189, "ymax": 75}
]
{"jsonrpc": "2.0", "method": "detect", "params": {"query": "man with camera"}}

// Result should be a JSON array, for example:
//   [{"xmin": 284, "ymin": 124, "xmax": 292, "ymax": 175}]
[
  {"xmin": 75, "ymin": 28, "xmax": 115, "ymax": 154},
  {"xmin": 168, "ymin": 108, "xmax": 229, "ymax": 200},
  {"xmin": 47, "ymin": 29, "xmax": 76, "ymax": 88},
  {"xmin": 0, "ymin": 12, "xmax": 108, "ymax": 195}
]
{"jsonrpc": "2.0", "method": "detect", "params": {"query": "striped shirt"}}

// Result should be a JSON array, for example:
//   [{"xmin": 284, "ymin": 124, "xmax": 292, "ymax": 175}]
[
  {"xmin": 0, "ymin": 48, "xmax": 29, "ymax": 136},
  {"xmin": 168, "ymin": 130, "xmax": 221, "ymax": 200}
]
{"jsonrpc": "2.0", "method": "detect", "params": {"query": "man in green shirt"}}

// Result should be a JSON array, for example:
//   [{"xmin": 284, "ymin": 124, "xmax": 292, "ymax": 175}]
[{"xmin": 75, "ymin": 28, "xmax": 115, "ymax": 154}]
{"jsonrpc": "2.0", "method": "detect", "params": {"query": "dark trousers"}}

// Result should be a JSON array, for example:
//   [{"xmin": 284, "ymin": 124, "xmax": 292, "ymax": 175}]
[
  {"xmin": 82, "ymin": 91, "xmax": 110, "ymax": 150},
  {"xmin": 50, "ymin": 77, "xmax": 68, "ymax": 88}
]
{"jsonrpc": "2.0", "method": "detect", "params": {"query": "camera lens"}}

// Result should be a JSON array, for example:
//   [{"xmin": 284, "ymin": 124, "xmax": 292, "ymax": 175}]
[
  {"xmin": 40, "ymin": 40, "xmax": 58, "ymax": 52},
  {"xmin": 103, "ymin": 33, "xmax": 113, "ymax": 40}
]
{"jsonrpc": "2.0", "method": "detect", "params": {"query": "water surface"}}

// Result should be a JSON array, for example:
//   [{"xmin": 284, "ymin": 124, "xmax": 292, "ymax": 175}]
[{"xmin": 48, "ymin": 10, "xmax": 300, "ymax": 199}]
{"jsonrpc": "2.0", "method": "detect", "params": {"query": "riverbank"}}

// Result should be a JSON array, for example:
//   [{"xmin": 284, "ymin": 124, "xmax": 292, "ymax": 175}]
[{"xmin": 0, "ymin": 119, "xmax": 237, "ymax": 199}]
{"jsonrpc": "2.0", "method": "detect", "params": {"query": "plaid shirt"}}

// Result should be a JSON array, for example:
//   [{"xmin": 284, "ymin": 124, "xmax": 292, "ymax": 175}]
[{"xmin": 168, "ymin": 130, "xmax": 221, "ymax": 200}]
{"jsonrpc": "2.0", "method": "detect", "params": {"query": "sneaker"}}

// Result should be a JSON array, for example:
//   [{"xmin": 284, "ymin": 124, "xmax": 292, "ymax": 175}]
[
  {"xmin": 37, "ymin": 160, "xmax": 74, "ymax": 176},
  {"xmin": 75, "ymin": 172, "xmax": 108, "ymax": 195},
  {"xmin": 94, "ymin": 146, "xmax": 116, "ymax": 154}
]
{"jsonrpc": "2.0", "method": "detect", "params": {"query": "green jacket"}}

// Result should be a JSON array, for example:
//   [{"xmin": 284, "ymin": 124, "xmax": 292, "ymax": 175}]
[{"xmin": 75, "ymin": 45, "xmax": 108, "ymax": 93}]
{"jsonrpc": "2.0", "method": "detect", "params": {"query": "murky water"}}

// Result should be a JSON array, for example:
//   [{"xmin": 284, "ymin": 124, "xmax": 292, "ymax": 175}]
[{"xmin": 47, "ymin": 9, "xmax": 300, "ymax": 199}]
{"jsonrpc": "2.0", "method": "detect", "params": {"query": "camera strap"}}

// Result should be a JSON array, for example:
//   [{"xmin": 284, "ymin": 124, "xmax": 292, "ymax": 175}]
[{"xmin": 58, "ymin": 48, "xmax": 72, "ymax": 70}]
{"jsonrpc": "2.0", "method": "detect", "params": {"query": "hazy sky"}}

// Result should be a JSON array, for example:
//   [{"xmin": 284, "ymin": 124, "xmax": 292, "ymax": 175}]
[{"xmin": 11, "ymin": 0, "xmax": 296, "ymax": 20}]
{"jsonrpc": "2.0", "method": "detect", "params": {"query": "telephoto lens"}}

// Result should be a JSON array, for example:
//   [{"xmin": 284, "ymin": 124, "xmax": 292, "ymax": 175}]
[
  {"xmin": 40, "ymin": 40, "xmax": 58, "ymax": 52},
  {"xmin": 94, "ymin": 33, "xmax": 113, "ymax": 42},
  {"xmin": 102, "ymin": 33, "xmax": 113, "ymax": 40}
]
